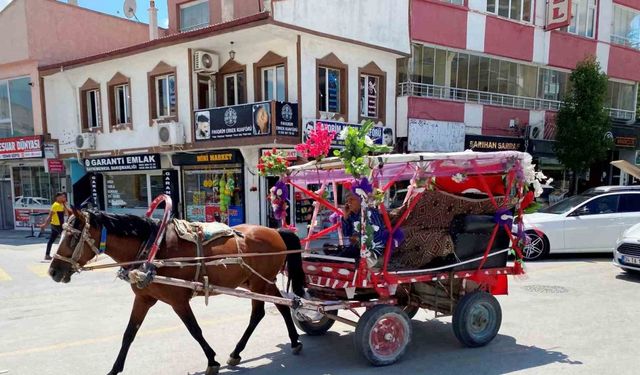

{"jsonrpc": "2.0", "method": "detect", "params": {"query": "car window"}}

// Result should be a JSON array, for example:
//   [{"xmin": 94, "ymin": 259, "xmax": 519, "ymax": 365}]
[
  {"xmin": 618, "ymin": 194, "xmax": 640, "ymax": 213},
  {"xmin": 543, "ymin": 194, "xmax": 594, "ymax": 214},
  {"xmin": 580, "ymin": 195, "xmax": 619, "ymax": 215}
]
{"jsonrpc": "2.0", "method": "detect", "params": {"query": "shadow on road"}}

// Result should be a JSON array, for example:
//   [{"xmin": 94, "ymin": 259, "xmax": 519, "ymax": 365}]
[
  {"xmin": 189, "ymin": 319, "xmax": 581, "ymax": 375},
  {"xmin": 615, "ymin": 271, "xmax": 640, "ymax": 284}
]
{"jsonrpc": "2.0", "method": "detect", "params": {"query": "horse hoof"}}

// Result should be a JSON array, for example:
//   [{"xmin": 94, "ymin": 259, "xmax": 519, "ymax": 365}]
[
  {"xmin": 227, "ymin": 356, "xmax": 242, "ymax": 366},
  {"xmin": 205, "ymin": 365, "xmax": 221, "ymax": 375},
  {"xmin": 292, "ymin": 342, "xmax": 303, "ymax": 355}
]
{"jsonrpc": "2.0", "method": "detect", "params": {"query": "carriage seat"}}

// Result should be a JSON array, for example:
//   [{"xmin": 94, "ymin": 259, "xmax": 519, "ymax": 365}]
[{"xmin": 172, "ymin": 219, "xmax": 238, "ymax": 245}]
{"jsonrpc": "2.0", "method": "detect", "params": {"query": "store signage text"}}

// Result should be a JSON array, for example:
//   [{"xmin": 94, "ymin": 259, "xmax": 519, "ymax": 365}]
[
  {"xmin": 172, "ymin": 150, "xmax": 242, "ymax": 166},
  {"xmin": 197, "ymin": 153, "xmax": 233, "ymax": 163},
  {"xmin": 84, "ymin": 153, "xmax": 161, "ymax": 172},
  {"xmin": 0, "ymin": 135, "xmax": 43, "ymax": 160},
  {"xmin": 465, "ymin": 135, "xmax": 525, "ymax": 152},
  {"xmin": 615, "ymin": 136, "xmax": 636, "ymax": 148},
  {"xmin": 304, "ymin": 120, "xmax": 384, "ymax": 147},
  {"xmin": 546, "ymin": 0, "xmax": 572, "ymax": 31}
]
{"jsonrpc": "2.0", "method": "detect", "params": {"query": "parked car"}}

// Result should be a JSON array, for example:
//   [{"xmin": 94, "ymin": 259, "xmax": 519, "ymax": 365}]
[
  {"xmin": 614, "ymin": 223, "xmax": 640, "ymax": 274},
  {"xmin": 521, "ymin": 186, "xmax": 640, "ymax": 260},
  {"xmin": 14, "ymin": 196, "xmax": 50, "ymax": 208}
]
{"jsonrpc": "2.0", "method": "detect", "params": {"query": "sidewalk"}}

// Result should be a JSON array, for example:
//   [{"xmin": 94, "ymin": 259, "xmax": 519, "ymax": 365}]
[{"xmin": 0, "ymin": 229, "xmax": 50, "ymax": 247}]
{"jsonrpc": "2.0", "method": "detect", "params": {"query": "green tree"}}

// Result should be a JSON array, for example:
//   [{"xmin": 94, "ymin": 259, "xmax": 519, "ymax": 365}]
[{"xmin": 554, "ymin": 57, "xmax": 612, "ymax": 194}]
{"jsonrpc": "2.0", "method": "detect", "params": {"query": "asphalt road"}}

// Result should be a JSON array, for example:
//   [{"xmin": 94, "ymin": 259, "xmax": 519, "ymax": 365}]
[{"xmin": 1, "ymin": 236, "xmax": 638, "ymax": 375}]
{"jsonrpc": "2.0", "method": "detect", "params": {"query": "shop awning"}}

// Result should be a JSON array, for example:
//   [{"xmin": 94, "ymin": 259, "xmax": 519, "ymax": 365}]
[{"xmin": 610, "ymin": 160, "xmax": 640, "ymax": 180}]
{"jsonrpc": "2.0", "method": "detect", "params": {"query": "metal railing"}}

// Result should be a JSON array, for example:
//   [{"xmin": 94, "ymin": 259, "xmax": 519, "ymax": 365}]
[{"xmin": 398, "ymin": 82, "xmax": 635, "ymax": 121}]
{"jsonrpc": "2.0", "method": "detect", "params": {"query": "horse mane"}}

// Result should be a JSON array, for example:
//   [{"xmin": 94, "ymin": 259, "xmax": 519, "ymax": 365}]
[{"xmin": 87, "ymin": 211, "xmax": 159, "ymax": 239}]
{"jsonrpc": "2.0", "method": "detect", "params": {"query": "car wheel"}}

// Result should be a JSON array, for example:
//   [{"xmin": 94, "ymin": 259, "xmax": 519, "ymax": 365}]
[{"xmin": 523, "ymin": 231, "xmax": 549, "ymax": 261}]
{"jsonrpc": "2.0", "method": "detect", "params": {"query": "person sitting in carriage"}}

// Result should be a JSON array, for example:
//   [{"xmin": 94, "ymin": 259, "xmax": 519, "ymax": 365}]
[{"xmin": 333, "ymin": 190, "xmax": 386, "ymax": 259}]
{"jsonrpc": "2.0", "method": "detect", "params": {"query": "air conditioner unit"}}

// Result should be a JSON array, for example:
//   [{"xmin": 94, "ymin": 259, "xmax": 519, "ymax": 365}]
[
  {"xmin": 75, "ymin": 133, "xmax": 96, "ymax": 150},
  {"xmin": 529, "ymin": 124, "xmax": 544, "ymax": 140},
  {"xmin": 158, "ymin": 122, "xmax": 185, "ymax": 146},
  {"xmin": 193, "ymin": 50, "xmax": 219, "ymax": 73}
]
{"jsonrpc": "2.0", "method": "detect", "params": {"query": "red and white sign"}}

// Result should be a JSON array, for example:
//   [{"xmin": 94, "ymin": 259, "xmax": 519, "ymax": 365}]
[
  {"xmin": 46, "ymin": 159, "xmax": 66, "ymax": 174},
  {"xmin": 546, "ymin": 0, "xmax": 572, "ymax": 31},
  {"xmin": 0, "ymin": 135, "xmax": 43, "ymax": 160},
  {"xmin": 261, "ymin": 148, "xmax": 298, "ymax": 161}
]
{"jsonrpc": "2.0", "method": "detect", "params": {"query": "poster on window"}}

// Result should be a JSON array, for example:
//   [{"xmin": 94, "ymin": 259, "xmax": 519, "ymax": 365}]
[
  {"xmin": 275, "ymin": 101, "xmax": 299, "ymax": 137},
  {"xmin": 366, "ymin": 76, "xmax": 378, "ymax": 118},
  {"xmin": 328, "ymin": 70, "xmax": 340, "ymax": 112},
  {"xmin": 302, "ymin": 119, "xmax": 384, "ymax": 147},
  {"xmin": 187, "ymin": 205, "xmax": 206, "ymax": 222},
  {"xmin": 408, "ymin": 119, "xmax": 466, "ymax": 152}
]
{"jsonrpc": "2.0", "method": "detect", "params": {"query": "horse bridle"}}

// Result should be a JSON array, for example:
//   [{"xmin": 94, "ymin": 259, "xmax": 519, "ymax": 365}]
[{"xmin": 54, "ymin": 211, "xmax": 107, "ymax": 272}]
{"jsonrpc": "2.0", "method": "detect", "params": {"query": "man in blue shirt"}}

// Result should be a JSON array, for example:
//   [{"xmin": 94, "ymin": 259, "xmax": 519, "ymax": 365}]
[{"xmin": 337, "ymin": 192, "xmax": 386, "ymax": 259}]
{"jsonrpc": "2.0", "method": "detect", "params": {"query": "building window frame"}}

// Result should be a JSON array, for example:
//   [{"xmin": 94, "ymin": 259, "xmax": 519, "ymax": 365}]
[
  {"xmin": 316, "ymin": 53, "xmax": 348, "ymax": 120},
  {"xmin": 567, "ymin": 0, "xmax": 597, "ymax": 38},
  {"xmin": 358, "ymin": 62, "xmax": 387, "ymax": 124},
  {"xmin": 253, "ymin": 51, "xmax": 288, "ymax": 102},
  {"xmin": 147, "ymin": 61, "xmax": 178, "ymax": 126},
  {"xmin": 216, "ymin": 59, "xmax": 246, "ymax": 107},
  {"xmin": 107, "ymin": 72, "xmax": 132, "ymax": 131},
  {"xmin": 611, "ymin": 3, "xmax": 640, "ymax": 50},
  {"xmin": 79, "ymin": 78, "xmax": 102, "ymax": 132},
  {"xmin": 0, "ymin": 76, "xmax": 35, "ymax": 138},
  {"xmin": 179, "ymin": 0, "xmax": 210, "ymax": 32},
  {"xmin": 486, "ymin": 0, "xmax": 533, "ymax": 23}
]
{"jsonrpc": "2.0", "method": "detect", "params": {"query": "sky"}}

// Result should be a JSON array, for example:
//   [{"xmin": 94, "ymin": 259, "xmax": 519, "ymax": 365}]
[{"xmin": 0, "ymin": 0, "xmax": 170, "ymax": 28}]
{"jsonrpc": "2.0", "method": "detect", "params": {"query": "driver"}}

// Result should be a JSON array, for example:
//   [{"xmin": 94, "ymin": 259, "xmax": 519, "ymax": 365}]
[{"xmin": 336, "ymin": 191, "xmax": 385, "ymax": 259}]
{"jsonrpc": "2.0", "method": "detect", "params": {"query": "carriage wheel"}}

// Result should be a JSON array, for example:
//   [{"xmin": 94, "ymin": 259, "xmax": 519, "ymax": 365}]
[
  {"xmin": 402, "ymin": 305, "xmax": 419, "ymax": 319},
  {"xmin": 452, "ymin": 291, "xmax": 502, "ymax": 348},
  {"xmin": 354, "ymin": 305, "xmax": 412, "ymax": 366},
  {"xmin": 292, "ymin": 312, "xmax": 336, "ymax": 336}
]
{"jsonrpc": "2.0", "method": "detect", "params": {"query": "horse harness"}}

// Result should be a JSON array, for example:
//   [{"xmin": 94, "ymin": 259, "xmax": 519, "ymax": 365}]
[{"xmin": 54, "ymin": 212, "xmax": 107, "ymax": 272}]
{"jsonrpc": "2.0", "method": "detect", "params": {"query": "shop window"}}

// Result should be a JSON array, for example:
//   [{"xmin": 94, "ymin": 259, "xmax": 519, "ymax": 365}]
[
  {"xmin": 148, "ymin": 62, "xmax": 178, "ymax": 125},
  {"xmin": 567, "ymin": 0, "xmax": 597, "ymax": 38},
  {"xmin": 107, "ymin": 72, "xmax": 132, "ymax": 130},
  {"xmin": 612, "ymin": 4, "xmax": 640, "ymax": 49},
  {"xmin": 105, "ymin": 174, "xmax": 149, "ymax": 215},
  {"xmin": 358, "ymin": 62, "xmax": 386, "ymax": 123},
  {"xmin": 316, "ymin": 53, "xmax": 348, "ymax": 119},
  {"xmin": 183, "ymin": 165, "xmax": 244, "ymax": 226},
  {"xmin": 0, "ymin": 77, "xmax": 34, "ymax": 137},
  {"xmin": 216, "ymin": 59, "xmax": 246, "ymax": 107},
  {"xmin": 180, "ymin": 0, "xmax": 210, "ymax": 32},
  {"xmin": 486, "ymin": 0, "xmax": 532, "ymax": 22},
  {"xmin": 12, "ymin": 166, "xmax": 65, "ymax": 228}
]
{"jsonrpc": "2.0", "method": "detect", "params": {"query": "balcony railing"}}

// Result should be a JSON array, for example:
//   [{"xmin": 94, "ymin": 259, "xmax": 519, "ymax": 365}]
[{"xmin": 398, "ymin": 82, "xmax": 635, "ymax": 121}]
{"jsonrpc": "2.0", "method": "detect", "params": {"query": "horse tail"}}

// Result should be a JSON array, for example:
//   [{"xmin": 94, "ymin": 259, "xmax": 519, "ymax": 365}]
[{"xmin": 278, "ymin": 229, "xmax": 305, "ymax": 297}]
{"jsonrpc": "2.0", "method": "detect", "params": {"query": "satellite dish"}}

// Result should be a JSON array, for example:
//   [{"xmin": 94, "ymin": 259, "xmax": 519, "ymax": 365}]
[{"xmin": 123, "ymin": 0, "xmax": 137, "ymax": 19}]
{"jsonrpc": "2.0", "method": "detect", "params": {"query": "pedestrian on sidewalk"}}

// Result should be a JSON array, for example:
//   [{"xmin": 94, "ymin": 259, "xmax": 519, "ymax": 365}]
[{"xmin": 40, "ymin": 192, "xmax": 72, "ymax": 261}]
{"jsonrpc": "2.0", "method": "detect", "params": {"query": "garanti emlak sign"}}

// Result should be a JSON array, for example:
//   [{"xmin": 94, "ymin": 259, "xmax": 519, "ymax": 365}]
[{"xmin": 84, "ymin": 153, "xmax": 161, "ymax": 172}]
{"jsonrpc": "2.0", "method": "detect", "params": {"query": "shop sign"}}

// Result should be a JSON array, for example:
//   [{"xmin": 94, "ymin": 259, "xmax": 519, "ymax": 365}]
[
  {"xmin": 44, "ymin": 143, "xmax": 58, "ymax": 159},
  {"xmin": 615, "ymin": 136, "xmax": 636, "ymax": 148},
  {"xmin": 407, "ymin": 119, "xmax": 465, "ymax": 152},
  {"xmin": 84, "ymin": 153, "xmax": 161, "ymax": 172},
  {"xmin": 90, "ymin": 173, "xmax": 103, "ymax": 210},
  {"xmin": 163, "ymin": 169, "xmax": 180, "ymax": 214},
  {"xmin": 14, "ymin": 208, "xmax": 49, "ymax": 228},
  {"xmin": 0, "ymin": 135, "xmax": 43, "ymax": 160},
  {"xmin": 172, "ymin": 150, "xmax": 242, "ymax": 166},
  {"xmin": 261, "ymin": 148, "xmax": 297, "ymax": 161},
  {"xmin": 194, "ymin": 101, "xmax": 276, "ymax": 141},
  {"xmin": 546, "ymin": 0, "xmax": 572, "ymax": 31},
  {"xmin": 465, "ymin": 135, "xmax": 525, "ymax": 152},
  {"xmin": 275, "ymin": 102, "xmax": 299, "ymax": 137},
  {"xmin": 303, "ymin": 119, "xmax": 386, "ymax": 147},
  {"xmin": 45, "ymin": 159, "xmax": 66, "ymax": 174}
]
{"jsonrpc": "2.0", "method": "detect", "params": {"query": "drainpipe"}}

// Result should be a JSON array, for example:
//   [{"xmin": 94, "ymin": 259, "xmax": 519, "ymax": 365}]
[
  {"xmin": 221, "ymin": 0, "xmax": 234, "ymax": 22},
  {"xmin": 148, "ymin": 0, "xmax": 159, "ymax": 40}
]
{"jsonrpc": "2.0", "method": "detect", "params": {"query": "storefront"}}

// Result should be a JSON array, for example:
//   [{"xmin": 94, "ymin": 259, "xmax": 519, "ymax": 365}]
[
  {"xmin": 464, "ymin": 134, "xmax": 525, "ymax": 152},
  {"xmin": 172, "ymin": 150, "xmax": 245, "ymax": 226},
  {"xmin": 79, "ymin": 153, "xmax": 169, "ymax": 217}
]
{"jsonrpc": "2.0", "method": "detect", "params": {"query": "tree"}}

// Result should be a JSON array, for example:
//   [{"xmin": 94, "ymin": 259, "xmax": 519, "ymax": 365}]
[{"xmin": 554, "ymin": 57, "xmax": 612, "ymax": 195}]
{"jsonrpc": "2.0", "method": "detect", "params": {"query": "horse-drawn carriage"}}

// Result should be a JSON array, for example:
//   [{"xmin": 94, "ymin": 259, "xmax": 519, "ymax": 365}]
[{"xmin": 49, "ymin": 148, "xmax": 534, "ymax": 374}]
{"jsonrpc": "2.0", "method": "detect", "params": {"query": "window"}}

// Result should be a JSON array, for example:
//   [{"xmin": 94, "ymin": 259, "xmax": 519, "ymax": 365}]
[
  {"xmin": 183, "ymin": 166, "xmax": 244, "ymax": 226},
  {"xmin": 180, "ymin": 0, "xmax": 210, "ymax": 32},
  {"xmin": 318, "ymin": 67, "xmax": 342, "ymax": 113},
  {"xmin": 567, "ymin": 0, "xmax": 597, "ymax": 38},
  {"xmin": 114, "ymin": 84, "xmax": 131, "ymax": 125},
  {"xmin": 487, "ymin": 0, "xmax": 532, "ymax": 22},
  {"xmin": 224, "ymin": 72, "xmax": 246, "ymax": 106},
  {"xmin": 196, "ymin": 74, "xmax": 215, "ymax": 110},
  {"xmin": 155, "ymin": 74, "xmax": 176, "ymax": 118},
  {"xmin": 619, "ymin": 194, "xmax": 640, "ymax": 213},
  {"xmin": 360, "ymin": 74, "xmax": 380, "ymax": 119},
  {"xmin": 0, "ymin": 77, "xmax": 34, "ymax": 138},
  {"xmin": 607, "ymin": 81, "xmax": 636, "ymax": 112},
  {"xmin": 581, "ymin": 195, "xmax": 619, "ymax": 215},
  {"xmin": 612, "ymin": 4, "xmax": 640, "ymax": 49},
  {"xmin": 262, "ymin": 65, "xmax": 285, "ymax": 102},
  {"xmin": 441, "ymin": 0, "xmax": 464, "ymax": 4},
  {"xmin": 538, "ymin": 69, "xmax": 569, "ymax": 101},
  {"xmin": 85, "ymin": 89, "xmax": 101, "ymax": 129}
]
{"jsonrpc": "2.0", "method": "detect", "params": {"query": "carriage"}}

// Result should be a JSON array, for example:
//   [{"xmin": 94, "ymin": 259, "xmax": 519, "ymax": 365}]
[{"xmin": 51, "ymin": 148, "xmax": 534, "ymax": 373}]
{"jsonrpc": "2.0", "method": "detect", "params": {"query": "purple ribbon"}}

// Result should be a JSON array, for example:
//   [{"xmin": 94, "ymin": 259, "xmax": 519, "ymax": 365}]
[{"xmin": 494, "ymin": 208, "xmax": 514, "ymax": 227}]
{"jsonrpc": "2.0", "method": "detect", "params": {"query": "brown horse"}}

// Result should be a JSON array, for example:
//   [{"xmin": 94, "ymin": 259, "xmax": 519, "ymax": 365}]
[{"xmin": 48, "ymin": 208, "xmax": 306, "ymax": 375}]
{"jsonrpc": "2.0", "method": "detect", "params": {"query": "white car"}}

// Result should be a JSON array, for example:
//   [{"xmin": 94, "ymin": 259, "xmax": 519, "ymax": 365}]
[
  {"xmin": 521, "ymin": 186, "xmax": 640, "ymax": 260},
  {"xmin": 14, "ymin": 196, "xmax": 50, "ymax": 208},
  {"xmin": 613, "ymin": 223, "xmax": 640, "ymax": 274}
]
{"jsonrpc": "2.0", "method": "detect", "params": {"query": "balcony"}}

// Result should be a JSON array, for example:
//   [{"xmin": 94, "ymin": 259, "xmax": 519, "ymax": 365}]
[{"xmin": 398, "ymin": 82, "xmax": 635, "ymax": 121}]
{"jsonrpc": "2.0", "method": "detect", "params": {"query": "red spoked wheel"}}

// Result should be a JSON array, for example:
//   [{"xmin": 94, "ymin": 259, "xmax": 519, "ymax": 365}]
[{"xmin": 354, "ymin": 305, "xmax": 412, "ymax": 366}]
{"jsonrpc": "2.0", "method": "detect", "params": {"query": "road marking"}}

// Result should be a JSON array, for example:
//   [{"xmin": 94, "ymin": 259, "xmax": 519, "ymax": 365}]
[
  {"xmin": 0, "ymin": 315, "xmax": 245, "ymax": 358},
  {"xmin": 0, "ymin": 267, "xmax": 12, "ymax": 281}
]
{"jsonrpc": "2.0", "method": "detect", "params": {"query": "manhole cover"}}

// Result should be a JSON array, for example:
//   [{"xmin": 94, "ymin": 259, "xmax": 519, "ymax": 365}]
[{"xmin": 522, "ymin": 285, "xmax": 569, "ymax": 294}]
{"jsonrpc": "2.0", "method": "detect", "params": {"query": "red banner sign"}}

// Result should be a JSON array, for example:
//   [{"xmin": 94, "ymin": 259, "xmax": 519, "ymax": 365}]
[
  {"xmin": 0, "ymin": 135, "xmax": 43, "ymax": 160},
  {"xmin": 46, "ymin": 159, "xmax": 66, "ymax": 174},
  {"xmin": 546, "ymin": 0, "xmax": 572, "ymax": 31}
]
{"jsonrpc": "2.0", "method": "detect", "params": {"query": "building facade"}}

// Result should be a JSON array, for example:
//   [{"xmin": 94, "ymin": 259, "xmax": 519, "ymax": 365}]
[
  {"xmin": 0, "ymin": 0, "xmax": 153, "ymax": 230},
  {"xmin": 397, "ymin": 0, "xmax": 640, "ymax": 189},
  {"xmin": 41, "ymin": 0, "xmax": 410, "ymax": 231}
]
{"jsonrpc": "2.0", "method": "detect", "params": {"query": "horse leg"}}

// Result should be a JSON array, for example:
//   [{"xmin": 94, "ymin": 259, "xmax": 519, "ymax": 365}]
[
  {"xmin": 266, "ymin": 283, "xmax": 303, "ymax": 355},
  {"xmin": 227, "ymin": 299, "xmax": 266, "ymax": 366},
  {"xmin": 172, "ymin": 303, "xmax": 220, "ymax": 375},
  {"xmin": 107, "ymin": 295, "xmax": 157, "ymax": 375}
]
